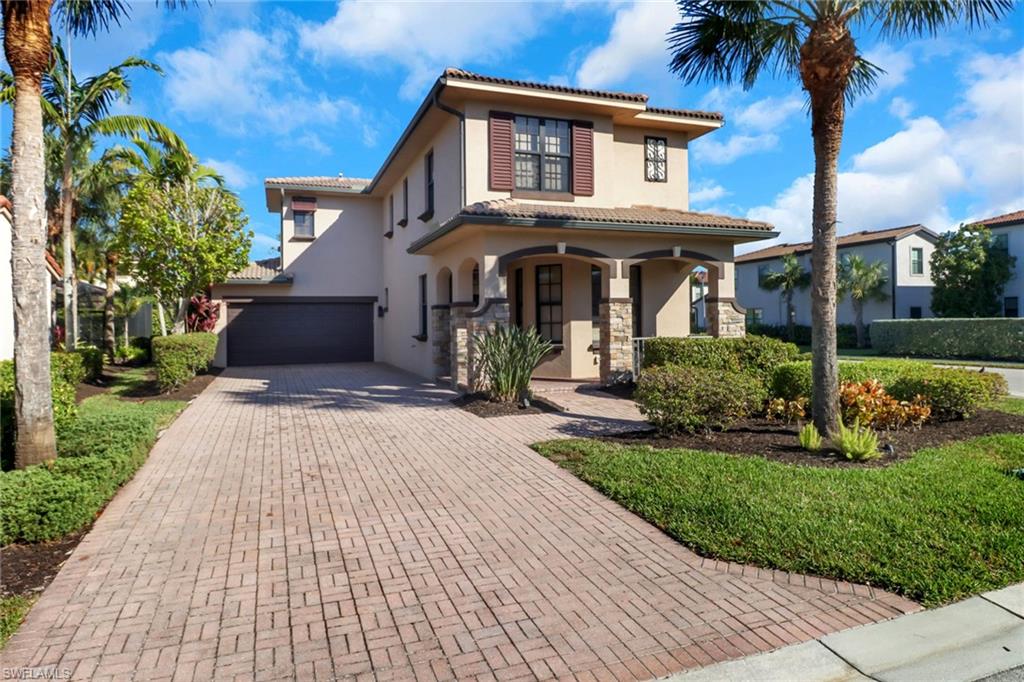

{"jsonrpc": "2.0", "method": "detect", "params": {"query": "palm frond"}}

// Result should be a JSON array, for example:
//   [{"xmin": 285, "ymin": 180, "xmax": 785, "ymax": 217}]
[
  {"xmin": 846, "ymin": 56, "xmax": 882, "ymax": 103},
  {"xmin": 87, "ymin": 116, "xmax": 187, "ymax": 152},
  {"xmin": 872, "ymin": 0, "xmax": 1014, "ymax": 39}
]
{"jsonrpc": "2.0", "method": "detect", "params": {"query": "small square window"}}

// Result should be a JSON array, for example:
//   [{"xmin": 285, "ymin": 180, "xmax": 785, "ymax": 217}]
[
  {"xmin": 645, "ymin": 137, "xmax": 667, "ymax": 182},
  {"xmin": 1006, "ymin": 297, "xmax": 1020, "ymax": 318},
  {"xmin": 994, "ymin": 233, "xmax": 1009, "ymax": 252},
  {"xmin": 910, "ymin": 306, "xmax": 922, "ymax": 319},
  {"xmin": 294, "ymin": 211, "xmax": 314, "ymax": 237},
  {"xmin": 745, "ymin": 308, "xmax": 763, "ymax": 326}
]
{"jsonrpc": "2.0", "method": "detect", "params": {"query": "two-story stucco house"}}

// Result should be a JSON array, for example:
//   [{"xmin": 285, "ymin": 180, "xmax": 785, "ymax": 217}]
[
  {"xmin": 210, "ymin": 69, "xmax": 778, "ymax": 386},
  {"xmin": 975, "ymin": 209, "xmax": 1023, "ymax": 318},
  {"xmin": 735, "ymin": 225, "xmax": 938, "ymax": 328}
]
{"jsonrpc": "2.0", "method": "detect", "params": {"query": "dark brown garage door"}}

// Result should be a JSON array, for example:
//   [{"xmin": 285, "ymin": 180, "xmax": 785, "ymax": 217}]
[{"xmin": 226, "ymin": 300, "xmax": 373, "ymax": 366}]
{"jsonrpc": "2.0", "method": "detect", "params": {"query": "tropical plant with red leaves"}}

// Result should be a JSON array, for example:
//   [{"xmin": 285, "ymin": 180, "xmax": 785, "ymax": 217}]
[{"xmin": 185, "ymin": 294, "xmax": 219, "ymax": 333}]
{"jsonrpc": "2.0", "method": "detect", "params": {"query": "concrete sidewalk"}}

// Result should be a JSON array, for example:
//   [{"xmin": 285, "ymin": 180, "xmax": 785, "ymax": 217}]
[{"xmin": 666, "ymin": 584, "xmax": 1024, "ymax": 682}]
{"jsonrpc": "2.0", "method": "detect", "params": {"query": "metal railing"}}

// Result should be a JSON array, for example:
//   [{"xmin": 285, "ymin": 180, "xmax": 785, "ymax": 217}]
[{"xmin": 632, "ymin": 336, "xmax": 656, "ymax": 379}]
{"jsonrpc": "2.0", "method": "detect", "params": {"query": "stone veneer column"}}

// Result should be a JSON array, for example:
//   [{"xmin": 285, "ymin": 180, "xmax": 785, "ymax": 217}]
[
  {"xmin": 707, "ymin": 297, "xmax": 746, "ymax": 338},
  {"xmin": 449, "ymin": 303, "xmax": 472, "ymax": 389},
  {"xmin": 599, "ymin": 299, "xmax": 633, "ymax": 384},
  {"xmin": 431, "ymin": 305, "xmax": 451, "ymax": 379},
  {"xmin": 465, "ymin": 299, "xmax": 510, "ymax": 391}
]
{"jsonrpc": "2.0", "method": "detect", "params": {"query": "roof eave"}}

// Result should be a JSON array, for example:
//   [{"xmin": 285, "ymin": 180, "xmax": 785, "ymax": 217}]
[
  {"xmin": 221, "ymin": 274, "xmax": 294, "ymax": 286},
  {"xmin": 408, "ymin": 215, "xmax": 777, "ymax": 254}
]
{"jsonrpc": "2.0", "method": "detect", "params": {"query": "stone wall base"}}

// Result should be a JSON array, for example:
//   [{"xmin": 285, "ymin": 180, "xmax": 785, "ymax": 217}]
[
  {"xmin": 708, "ymin": 298, "xmax": 746, "ymax": 338},
  {"xmin": 600, "ymin": 300, "xmax": 633, "ymax": 384}
]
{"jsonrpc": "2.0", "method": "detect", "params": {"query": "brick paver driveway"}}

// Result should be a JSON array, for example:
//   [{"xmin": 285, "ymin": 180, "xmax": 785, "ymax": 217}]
[{"xmin": 3, "ymin": 364, "xmax": 918, "ymax": 681}]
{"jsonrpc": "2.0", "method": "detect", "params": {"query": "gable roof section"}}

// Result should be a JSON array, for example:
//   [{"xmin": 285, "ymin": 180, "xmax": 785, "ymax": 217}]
[
  {"xmin": 265, "ymin": 176, "xmax": 371, "ymax": 193},
  {"xmin": 223, "ymin": 260, "xmax": 293, "ymax": 285},
  {"xmin": 442, "ymin": 68, "xmax": 648, "ymax": 105},
  {"xmin": 973, "ymin": 209, "xmax": 1024, "ymax": 228},
  {"xmin": 409, "ymin": 199, "xmax": 775, "ymax": 253},
  {"xmin": 735, "ymin": 224, "xmax": 936, "ymax": 264}
]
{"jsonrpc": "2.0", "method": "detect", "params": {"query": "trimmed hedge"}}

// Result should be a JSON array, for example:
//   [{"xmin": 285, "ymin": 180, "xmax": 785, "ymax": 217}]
[
  {"xmin": 636, "ymin": 364, "xmax": 766, "ymax": 433},
  {"xmin": 74, "ymin": 345, "xmax": 104, "ymax": 381},
  {"xmin": 642, "ymin": 335, "xmax": 799, "ymax": 390},
  {"xmin": 749, "ymin": 323, "xmax": 866, "ymax": 349},
  {"xmin": 152, "ymin": 332, "xmax": 217, "ymax": 392},
  {"xmin": 770, "ymin": 359, "xmax": 1008, "ymax": 420},
  {"xmin": 0, "ymin": 396, "xmax": 183, "ymax": 544},
  {"xmin": 1, "ymin": 353, "xmax": 84, "ymax": 468},
  {"xmin": 871, "ymin": 318, "xmax": 1024, "ymax": 361}
]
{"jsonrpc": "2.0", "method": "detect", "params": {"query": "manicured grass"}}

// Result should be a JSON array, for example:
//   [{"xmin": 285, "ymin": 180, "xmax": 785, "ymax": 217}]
[
  {"xmin": 0, "ymin": 595, "xmax": 34, "ymax": 648},
  {"xmin": 534, "ymin": 434, "xmax": 1024, "ymax": 607},
  {"xmin": 991, "ymin": 397, "xmax": 1024, "ymax": 415},
  {"xmin": 796, "ymin": 345, "xmax": 1024, "ymax": 368},
  {"xmin": 106, "ymin": 366, "xmax": 156, "ymax": 397}
]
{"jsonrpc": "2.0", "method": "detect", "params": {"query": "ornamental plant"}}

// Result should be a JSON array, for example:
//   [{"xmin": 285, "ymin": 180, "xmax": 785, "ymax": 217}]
[
  {"xmin": 766, "ymin": 397, "xmax": 808, "ymax": 423},
  {"xmin": 831, "ymin": 419, "xmax": 880, "ymax": 462},
  {"xmin": 798, "ymin": 422, "xmax": 823, "ymax": 452},
  {"xmin": 474, "ymin": 325, "xmax": 552, "ymax": 404},
  {"xmin": 839, "ymin": 380, "xmax": 930, "ymax": 431}
]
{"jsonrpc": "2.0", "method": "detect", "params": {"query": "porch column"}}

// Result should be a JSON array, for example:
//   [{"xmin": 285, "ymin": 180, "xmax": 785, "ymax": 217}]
[
  {"xmin": 450, "ymin": 253, "xmax": 509, "ymax": 391},
  {"xmin": 707, "ymin": 261, "xmax": 746, "ymax": 337},
  {"xmin": 432, "ymin": 304, "xmax": 451, "ymax": 378},
  {"xmin": 449, "ymin": 303, "xmax": 472, "ymax": 389},
  {"xmin": 599, "ymin": 260, "xmax": 633, "ymax": 384}
]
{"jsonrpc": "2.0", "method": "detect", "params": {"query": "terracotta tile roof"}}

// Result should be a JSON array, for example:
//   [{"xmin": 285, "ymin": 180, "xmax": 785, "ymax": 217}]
[
  {"xmin": 736, "ymin": 224, "xmax": 932, "ymax": 263},
  {"xmin": 227, "ymin": 261, "xmax": 287, "ymax": 281},
  {"xmin": 457, "ymin": 199, "xmax": 773, "ymax": 231},
  {"xmin": 443, "ymin": 68, "xmax": 723, "ymax": 122},
  {"xmin": 0, "ymin": 195, "xmax": 11, "ymax": 212},
  {"xmin": 264, "ymin": 176, "xmax": 372, "ymax": 190},
  {"xmin": 45, "ymin": 251, "xmax": 62, "ymax": 277},
  {"xmin": 973, "ymin": 209, "xmax": 1024, "ymax": 227}
]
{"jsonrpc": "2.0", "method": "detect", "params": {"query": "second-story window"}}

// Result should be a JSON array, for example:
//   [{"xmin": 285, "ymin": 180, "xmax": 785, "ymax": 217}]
[
  {"xmin": 420, "ymin": 150, "xmax": 435, "ymax": 221},
  {"xmin": 910, "ymin": 247, "xmax": 924, "ymax": 275},
  {"xmin": 401, "ymin": 178, "xmax": 409, "ymax": 226},
  {"xmin": 645, "ymin": 136, "xmax": 667, "ymax": 182},
  {"xmin": 294, "ymin": 210, "xmax": 314, "ymax": 237},
  {"xmin": 515, "ymin": 116, "xmax": 570, "ymax": 192}
]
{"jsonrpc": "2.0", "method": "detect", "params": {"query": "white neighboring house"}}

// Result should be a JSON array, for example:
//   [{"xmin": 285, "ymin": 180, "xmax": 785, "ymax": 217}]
[
  {"xmin": 735, "ymin": 224, "xmax": 939, "ymax": 328},
  {"xmin": 1, "ymin": 196, "xmax": 63, "ymax": 360},
  {"xmin": 976, "ymin": 209, "xmax": 1023, "ymax": 318}
]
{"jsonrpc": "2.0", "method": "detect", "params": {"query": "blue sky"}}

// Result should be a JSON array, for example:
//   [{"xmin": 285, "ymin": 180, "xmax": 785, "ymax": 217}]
[{"xmin": 3, "ymin": 1, "xmax": 1023, "ymax": 259}]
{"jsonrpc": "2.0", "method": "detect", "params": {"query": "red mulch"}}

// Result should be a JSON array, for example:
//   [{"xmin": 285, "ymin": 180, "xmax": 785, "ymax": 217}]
[{"xmin": 601, "ymin": 410, "xmax": 1024, "ymax": 468}]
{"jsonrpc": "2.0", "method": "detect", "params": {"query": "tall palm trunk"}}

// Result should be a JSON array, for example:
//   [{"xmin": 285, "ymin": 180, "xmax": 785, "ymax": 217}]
[
  {"xmin": 60, "ymin": 152, "xmax": 77, "ymax": 349},
  {"xmin": 853, "ymin": 299, "xmax": 866, "ymax": 349},
  {"xmin": 801, "ymin": 20, "xmax": 855, "ymax": 436},
  {"xmin": 785, "ymin": 290, "xmax": 795, "ymax": 342},
  {"xmin": 4, "ymin": 0, "xmax": 58, "ymax": 468},
  {"xmin": 103, "ymin": 252, "xmax": 118, "ymax": 359}
]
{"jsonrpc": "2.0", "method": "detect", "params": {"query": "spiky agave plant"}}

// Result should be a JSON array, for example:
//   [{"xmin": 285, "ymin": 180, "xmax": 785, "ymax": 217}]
[{"xmin": 474, "ymin": 325, "xmax": 552, "ymax": 404}]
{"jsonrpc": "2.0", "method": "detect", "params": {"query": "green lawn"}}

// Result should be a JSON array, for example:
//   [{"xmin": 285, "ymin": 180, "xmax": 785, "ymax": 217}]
[
  {"xmin": 795, "ymin": 346, "xmax": 1024, "ymax": 369},
  {"xmin": 106, "ymin": 366, "xmax": 157, "ymax": 397},
  {"xmin": 992, "ymin": 397, "xmax": 1024, "ymax": 415},
  {"xmin": 0, "ymin": 595, "xmax": 34, "ymax": 648},
  {"xmin": 534, "ymin": 434, "xmax": 1024, "ymax": 607}
]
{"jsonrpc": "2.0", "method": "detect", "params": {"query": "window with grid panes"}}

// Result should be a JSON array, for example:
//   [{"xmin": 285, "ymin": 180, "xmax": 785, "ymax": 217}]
[
  {"xmin": 535, "ymin": 264, "xmax": 563, "ymax": 343},
  {"xmin": 515, "ymin": 116, "xmax": 570, "ymax": 192}
]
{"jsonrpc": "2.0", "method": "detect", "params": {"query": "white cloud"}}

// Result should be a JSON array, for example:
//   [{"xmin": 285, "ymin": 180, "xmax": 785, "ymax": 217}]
[
  {"xmin": 250, "ymin": 232, "xmax": 281, "ymax": 259},
  {"xmin": 734, "ymin": 95, "xmax": 804, "ymax": 131},
  {"xmin": 575, "ymin": 1, "xmax": 678, "ymax": 89},
  {"xmin": 161, "ymin": 28, "xmax": 376, "ymax": 143},
  {"xmin": 696, "ymin": 133, "xmax": 781, "ymax": 165},
  {"xmin": 204, "ymin": 158, "xmax": 255, "ymax": 190},
  {"xmin": 862, "ymin": 44, "xmax": 915, "ymax": 99},
  {"xmin": 298, "ymin": 1, "xmax": 549, "ymax": 99},
  {"xmin": 294, "ymin": 133, "xmax": 332, "ymax": 157},
  {"xmin": 742, "ymin": 48, "xmax": 1024, "ymax": 250},
  {"xmin": 888, "ymin": 96, "xmax": 914, "ymax": 120},
  {"xmin": 689, "ymin": 181, "xmax": 729, "ymax": 205},
  {"xmin": 692, "ymin": 90, "xmax": 804, "ymax": 165}
]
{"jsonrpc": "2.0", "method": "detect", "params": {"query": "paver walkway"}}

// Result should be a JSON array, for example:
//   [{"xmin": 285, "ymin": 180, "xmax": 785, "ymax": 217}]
[{"xmin": 2, "ymin": 364, "xmax": 919, "ymax": 681}]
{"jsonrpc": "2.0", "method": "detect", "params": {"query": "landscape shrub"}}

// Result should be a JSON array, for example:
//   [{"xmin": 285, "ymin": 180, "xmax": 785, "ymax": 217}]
[
  {"xmin": 0, "ymin": 397, "xmax": 181, "ymax": 544},
  {"xmin": 642, "ymin": 335, "xmax": 799, "ymax": 391},
  {"xmin": 74, "ymin": 345, "xmax": 104, "ymax": 381},
  {"xmin": 0, "ymin": 353, "xmax": 83, "ymax": 468},
  {"xmin": 152, "ymin": 332, "xmax": 217, "ymax": 392},
  {"xmin": 831, "ymin": 420, "xmax": 880, "ymax": 461},
  {"xmin": 839, "ymin": 379, "xmax": 930, "ymax": 430},
  {"xmin": 871, "ymin": 318, "xmax": 1024, "ymax": 361},
  {"xmin": 771, "ymin": 360, "xmax": 1006, "ymax": 421},
  {"xmin": 798, "ymin": 422, "xmax": 823, "ymax": 452},
  {"xmin": 749, "ymin": 323, "xmax": 864, "ymax": 348},
  {"xmin": 475, "ymin": 325, "xmax": 552, "ymax": 403},
  {"xmin": 766, "ymin": 397, "xmax": 808, "ymax": 423},
  {"xmin": 635, "ymin": 364, "xmax": 766, "ymax": 433}
]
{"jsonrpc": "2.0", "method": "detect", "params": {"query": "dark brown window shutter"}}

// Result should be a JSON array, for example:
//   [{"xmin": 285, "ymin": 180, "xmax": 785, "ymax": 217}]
[
  {"xmin": 489, "ymin": 111, "xmax": 514, "ymax": 191},
  {"xmin": 571, "ymin": 121, "xmax": 594, "ymax": 196}
]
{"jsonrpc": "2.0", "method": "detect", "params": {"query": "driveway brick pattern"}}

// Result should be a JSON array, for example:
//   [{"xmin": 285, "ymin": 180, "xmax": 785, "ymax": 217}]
[{"xmin": 2, "ymin": 364, "xmax": 919, "ymax": 681}]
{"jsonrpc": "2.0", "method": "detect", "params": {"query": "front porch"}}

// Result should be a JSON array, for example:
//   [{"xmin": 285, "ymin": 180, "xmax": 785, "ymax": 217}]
[{"xmin": 425, "ymin": 233, "xmax": 748, "ymax": 389}]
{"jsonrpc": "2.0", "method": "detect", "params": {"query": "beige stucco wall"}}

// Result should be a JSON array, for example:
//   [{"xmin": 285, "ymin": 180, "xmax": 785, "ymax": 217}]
[{"xmin": 462, "ymin": 101, "xmax": 689, "ymax": 210}]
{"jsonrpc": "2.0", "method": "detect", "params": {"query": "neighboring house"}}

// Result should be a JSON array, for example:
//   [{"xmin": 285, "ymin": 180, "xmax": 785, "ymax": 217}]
[
  {"xmin": 975, "ymin": 209, "xmax": 1023, "ymax": 317},
  {"xmin": 736, "ymin": 225, "xmax": 938, "ymax": 328},
  {"xmin": 1, "ymin": 196, "xmax": 63, "ymax": 360},
  {"xmin": 211, "ymin": 68, "xmax": 777, "ymax": 386}
]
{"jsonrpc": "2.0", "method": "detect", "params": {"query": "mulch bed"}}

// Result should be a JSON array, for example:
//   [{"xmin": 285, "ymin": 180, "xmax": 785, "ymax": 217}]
[
  {"xmin": 601, "ymin": 409, "xmax": 1024, "ymax": 468},
  {"xmin": 76, "ymin": 367, "xmax": 221, "ymax": 404},
  {"xmin": 1, "ymin": 526, "xmax": 91, "ymax": 598},
  {"xmin": 452, "ymin": 392, "xmax": 562, "ymax": 418}
]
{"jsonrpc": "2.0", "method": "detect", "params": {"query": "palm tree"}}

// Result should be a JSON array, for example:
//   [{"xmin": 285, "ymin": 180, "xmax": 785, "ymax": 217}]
[
  {"xmin": 1, "ymin": 0, "xmax": 185, "ymax": 467},
  {"xmin": 668, "ymin": 0, "xmax": 1011, "ymax": 434},
  {"xmin": 760, "ymin": 253, "xmax": 811, "ymax": 342},
  {"xmin": 112, "ymin": 283, "xmax": 146, "ymax": 353},
  {"xmin": 838, "ymin": 254, "xmax": 888, "ymax": 349}
]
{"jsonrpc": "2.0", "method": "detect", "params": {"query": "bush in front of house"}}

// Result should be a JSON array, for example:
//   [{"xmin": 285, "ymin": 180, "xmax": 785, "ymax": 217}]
[
  {"xmin": 74, "ymin": 345, "xmax": 104, "ymax": 381},
  {"xmin": 770, "ymin": 359, "xmax": 1007, "ymax": 421},
  {"xmin": 152, "ymin": 332, "xmax": 217, "ymax": 392},
  {"xmin": 748, "ymin": 323, "xmax": 865, "ymax": 348},
  {"xmin": 0, "ymin": 397, "xmax": 182, "ymax": 544},
  {"xmin": 1, "ymin": 353, "xmax": 84, "ymax": 469},
  {"xmin": 839, "ymin": 379, "xmax": 930, "ymax": 430},
  {"xmin": 642, "ymin": 335, "xmax": 799, "ymax": 391},
  {"xmin": 871, "ymin": 318, "xmax": 1024, "ymax": 361},
  {"xmin": 475, "ymin": 325, "xmax": 552, "ymax": 403},
  {"xmin": 636, "ymin": 364, "xmax": 766, "ymax": 433}
]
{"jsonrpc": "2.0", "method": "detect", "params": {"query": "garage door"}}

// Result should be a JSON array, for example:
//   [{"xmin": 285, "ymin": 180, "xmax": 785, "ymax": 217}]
[{"xmin": 226, "ymin": 300, "xmax": 373, "ymax": 366}]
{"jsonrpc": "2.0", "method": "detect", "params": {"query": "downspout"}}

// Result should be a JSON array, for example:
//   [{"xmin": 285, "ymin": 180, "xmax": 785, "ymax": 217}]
[
  {"xmin": 434, "ymin": 96, "xmax": 466, "ymax": 208},
  {"xmin": 890, "ymin": 239, "xmax": 897, "ymax": 318},
  {"xmin": 279, "ymin": 188, "xmax": 285, "ymax": 268}
]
